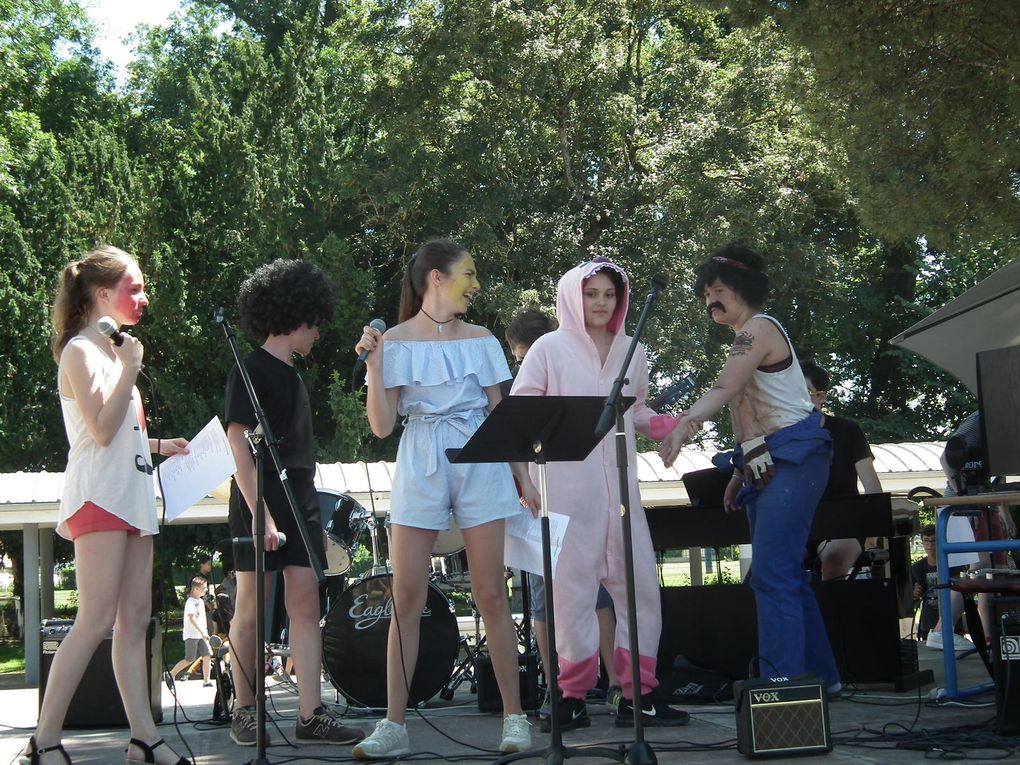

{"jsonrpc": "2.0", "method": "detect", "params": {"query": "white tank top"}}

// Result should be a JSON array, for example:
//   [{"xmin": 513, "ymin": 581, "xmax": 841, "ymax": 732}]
[
  {"xmin": 740, "ymin": 314, "xmax": 813, "ymax": 434},
  {"xmin": 57, "ymin": 335, "xmax": 157, "ymax": 539}
]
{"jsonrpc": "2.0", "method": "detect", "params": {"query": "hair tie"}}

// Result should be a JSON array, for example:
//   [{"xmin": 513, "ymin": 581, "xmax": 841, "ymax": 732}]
[{"xmin": 712, "ymin": 255, "xmax": 750, "ymax": 271}]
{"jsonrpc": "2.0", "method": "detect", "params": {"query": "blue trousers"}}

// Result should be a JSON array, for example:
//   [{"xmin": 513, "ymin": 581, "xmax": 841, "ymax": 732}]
[{"xmin": 745, "ymin": 449, "xmax": 840, "ymax": 687}]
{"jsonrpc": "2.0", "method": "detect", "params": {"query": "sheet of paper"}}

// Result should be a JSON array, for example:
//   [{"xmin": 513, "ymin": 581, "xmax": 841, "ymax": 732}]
[
  {"xmin": 504, "ymin": 511, "xmax": 570, "ymax": 577},
  {"xmin": 157, "ymin": 416, "xmax": 237, "ymax": 521}
]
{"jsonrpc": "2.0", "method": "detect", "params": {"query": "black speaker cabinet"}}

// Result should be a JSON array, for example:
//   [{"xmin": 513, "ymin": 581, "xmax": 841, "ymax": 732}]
[
  {"xmin": 993, "ymin": 596, "xmax": 1020, "ymax": 735},
  {"xmin": 475, "ymin": 653, "xmax": 541, "ymax": 712},
  {"xmin": 658, "ymin": 584, "xmax": 758, "ymax": 680},
  {"xmin": 39, "ymin": 618, "xmax": 162, "ymax": 727},
  {"xmin": 735, "ymin": 676, "xmax": 831, "ymax": 758},
  {"xmin": 659, "ymin": 582, "xmax": 931, "ymax": 690}
]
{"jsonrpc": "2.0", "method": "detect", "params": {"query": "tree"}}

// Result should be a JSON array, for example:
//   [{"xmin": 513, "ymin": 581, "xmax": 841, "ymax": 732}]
[{"xmin": 708, "ymin": 0, "xmax": 1020, "ymax": 252}]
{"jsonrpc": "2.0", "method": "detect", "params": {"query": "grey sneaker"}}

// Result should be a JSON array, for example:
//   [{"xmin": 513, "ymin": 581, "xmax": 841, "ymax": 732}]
[
  {"xmin": 536, "ymin": 689, "xmax": 551, "ymax": 721},
  {"xmin": 296, "ymin": 705, "xmax": 365, "ymax": 745},
  {"xmin": 230, "ymin": 705, "xmax": 271, "ymax": 747},
  {"xmin": 606, "ymin": 684, "xmax": 623, "ymax": 712},
  {"xmin": 500, "ymin": 713, "xmax": 532, "ymax": 753},
  {"xmin": 352, "ymin": 719, "xmax": 410, "ymax": 760}
]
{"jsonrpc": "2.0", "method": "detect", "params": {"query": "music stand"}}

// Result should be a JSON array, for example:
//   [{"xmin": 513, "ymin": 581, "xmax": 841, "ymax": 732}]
[
  {"xmin": 448, "ymin": 394, "xmax": 633, "ymax": 765},
  {"xmin": 214, "ymin": 310, "xmax": 325, "ymax": 765}
]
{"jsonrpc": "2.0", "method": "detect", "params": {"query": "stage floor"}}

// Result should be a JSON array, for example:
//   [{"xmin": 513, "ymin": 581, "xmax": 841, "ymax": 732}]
[{"xmin": 1, "ymin": 643, "xmax": 1015, "ymax": 764}]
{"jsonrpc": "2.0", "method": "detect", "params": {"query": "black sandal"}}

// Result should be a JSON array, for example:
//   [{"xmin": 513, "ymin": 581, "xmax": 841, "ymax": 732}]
[
  {"xmin": 20, "ymin": 737, "xmax": 71, "ymax": 765},
  {"xmin": 125, "ymin": 738, "xmax": 190, "ymax": 765}
]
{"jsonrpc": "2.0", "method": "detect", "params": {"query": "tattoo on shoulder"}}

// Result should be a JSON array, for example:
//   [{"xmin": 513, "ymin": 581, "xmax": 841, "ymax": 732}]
[{"xmin": 730, "ymin": 332, "xmax": 754, "ymax": 357}]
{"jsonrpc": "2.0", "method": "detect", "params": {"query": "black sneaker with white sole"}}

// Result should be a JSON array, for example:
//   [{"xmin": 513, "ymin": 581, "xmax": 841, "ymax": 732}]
[
  {"xmin": 540, "ymin": 695, "xmax": 590, "ymax": 733},
  {"xmin": 615, "ymin": 697, "xmax": 690, "ymax": 727}
]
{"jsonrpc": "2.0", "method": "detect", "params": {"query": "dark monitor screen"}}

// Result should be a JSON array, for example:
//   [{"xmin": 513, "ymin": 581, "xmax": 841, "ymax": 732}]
[{"xmin": 976, "ymin": 344, "xmax": 1020, "ymax": 478}]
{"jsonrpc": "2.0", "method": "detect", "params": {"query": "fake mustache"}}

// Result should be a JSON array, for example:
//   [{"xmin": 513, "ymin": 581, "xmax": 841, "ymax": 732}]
[{"xmin": 706, "ymin": 301, "xmax": 725, "ymax": 318}]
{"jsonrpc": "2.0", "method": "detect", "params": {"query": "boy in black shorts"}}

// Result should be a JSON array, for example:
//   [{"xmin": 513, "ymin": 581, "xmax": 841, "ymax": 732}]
[{"xmin": 225, "ymin": 259, "xmax": 364, "ymax": 748}]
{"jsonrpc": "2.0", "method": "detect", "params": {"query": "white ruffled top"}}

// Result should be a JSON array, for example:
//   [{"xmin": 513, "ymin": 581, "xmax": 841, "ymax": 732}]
[{"xmin": 382, "ymin": 335, "xmax": 511, "ymax": 417}]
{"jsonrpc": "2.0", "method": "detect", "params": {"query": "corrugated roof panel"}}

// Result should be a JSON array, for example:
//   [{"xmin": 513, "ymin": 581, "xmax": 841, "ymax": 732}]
[{"xmin": 872, "ymin": 443, "xmax": 945, "ymax": 473}]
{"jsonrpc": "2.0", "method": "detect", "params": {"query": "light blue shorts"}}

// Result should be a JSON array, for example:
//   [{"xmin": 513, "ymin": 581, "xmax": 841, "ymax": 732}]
[{"xmin": 389, "ymin": 416, "xmax": 521, "ymax": 531}]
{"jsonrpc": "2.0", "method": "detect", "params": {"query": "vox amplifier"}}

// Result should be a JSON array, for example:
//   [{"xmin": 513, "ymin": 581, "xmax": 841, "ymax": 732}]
[{"xmin": 734, "ymin": 676, "xmax": 831, "ymax": 758}]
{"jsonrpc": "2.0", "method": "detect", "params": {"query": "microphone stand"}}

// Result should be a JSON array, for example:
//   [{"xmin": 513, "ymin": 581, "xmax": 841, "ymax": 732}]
[
  {"xmin": 214, "ymin": 310, "xmax": 325, "ymax": 765},
  {"xmin": 594, "ymin": 276, "xmax": 666, "ymax": 765}
]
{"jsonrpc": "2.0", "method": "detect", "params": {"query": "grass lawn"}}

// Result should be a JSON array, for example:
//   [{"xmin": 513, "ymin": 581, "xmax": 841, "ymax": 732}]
[
  {"xmin": 0, "ymin": 619, "xmax": 187, "ymax": 676},
  {"xmin": 0, "ymin": 641, "xmax": 24, "ymax": 674}
]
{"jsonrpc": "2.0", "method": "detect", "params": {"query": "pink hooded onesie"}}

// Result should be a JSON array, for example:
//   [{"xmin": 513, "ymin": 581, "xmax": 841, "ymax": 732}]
[{"xmin": 510, "ymin": 259, "xmax": 662, "ymax": 701}]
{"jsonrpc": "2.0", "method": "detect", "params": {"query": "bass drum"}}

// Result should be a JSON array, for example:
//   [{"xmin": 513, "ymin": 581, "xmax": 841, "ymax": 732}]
[{"xmin": 321, "ymin": 574, "xmax": 459, "ymax": 708}]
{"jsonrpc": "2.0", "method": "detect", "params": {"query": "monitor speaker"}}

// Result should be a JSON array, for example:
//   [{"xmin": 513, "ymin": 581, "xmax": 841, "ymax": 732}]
[
  {"xmin": 734, "ymin": 676, "xmax": 831, "ymax": 758},
  {"xmin": 39, "ymin": 618, "xmax": 162, "ymax": 727},
  {"xmin": 475, "ymin": 653, "xmax": 541, "ymax": 712},
  {"xmin": 993, "ymin": 596, "xmax": 1020, "ymax": 735}
]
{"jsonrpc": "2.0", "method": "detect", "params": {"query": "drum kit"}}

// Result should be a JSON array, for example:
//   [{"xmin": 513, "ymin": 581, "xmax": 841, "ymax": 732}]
[{"xmin": 315, "ymin": 489, "xmax": 484, "ymax": 709}]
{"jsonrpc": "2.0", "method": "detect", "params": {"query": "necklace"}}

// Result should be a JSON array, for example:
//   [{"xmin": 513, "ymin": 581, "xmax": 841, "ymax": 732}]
[{"xmin": 420, "ymin": 308, "xmax": 457, "ymax": 333}]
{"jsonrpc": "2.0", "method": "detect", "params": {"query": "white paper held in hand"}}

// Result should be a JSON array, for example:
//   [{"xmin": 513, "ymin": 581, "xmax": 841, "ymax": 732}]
[{"xmin": 157, "ymin": 416, "xmax": 237, "ymax": 521}]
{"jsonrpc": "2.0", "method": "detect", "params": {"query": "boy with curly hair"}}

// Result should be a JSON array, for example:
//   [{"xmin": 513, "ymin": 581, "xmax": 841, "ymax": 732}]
[{"xmin": 224, "ymin": 259, "xmax": 364, "ymax": 748}]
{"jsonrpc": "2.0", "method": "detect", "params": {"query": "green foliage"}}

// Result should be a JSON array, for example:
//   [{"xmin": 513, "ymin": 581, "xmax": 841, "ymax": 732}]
[
  {"xmin": 711, "ymin": 0, "xmax": 1020, "ymax": 251},
  {"xmin": 1, "ymin": 0, "xmax": 1018, "ymax": 490}
]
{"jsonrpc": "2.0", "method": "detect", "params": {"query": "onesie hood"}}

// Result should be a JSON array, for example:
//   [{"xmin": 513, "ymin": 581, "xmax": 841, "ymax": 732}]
[{"xmin": 555, "ymin": 259, "xmax": 630, "ymax": 337}]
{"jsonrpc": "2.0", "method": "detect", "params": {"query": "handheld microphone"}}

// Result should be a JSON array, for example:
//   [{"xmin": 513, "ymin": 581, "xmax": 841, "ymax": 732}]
[
  {"xmin": 229, "ymin": 531, "xmax": 287, "ymax": 546},
  {"xmin": 356, "ymin": 318, "xmax": 388, "ymax": 365},
  {"xmin": 97, "ymin": 315, "xmax": 125, "ymax": 346}
]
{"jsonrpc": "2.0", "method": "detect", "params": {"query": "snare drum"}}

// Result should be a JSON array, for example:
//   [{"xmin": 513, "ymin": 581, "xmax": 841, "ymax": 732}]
[
  {"xmin": 383, "ymin": 512, "xmax": 465, "ymax": 556},
  {"xmin": 318, "ymin": 490, "xmax": 372, "ymax": 576},
  {"xmin": 321, "ymin": 574, "xmax": 459, "ymax": 708}
]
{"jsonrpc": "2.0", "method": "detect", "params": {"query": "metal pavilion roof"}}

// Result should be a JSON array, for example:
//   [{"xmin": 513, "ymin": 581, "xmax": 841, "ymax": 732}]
[{"xmin": 0, "ymin": 443, "xmax": 949, "ymax": 530}]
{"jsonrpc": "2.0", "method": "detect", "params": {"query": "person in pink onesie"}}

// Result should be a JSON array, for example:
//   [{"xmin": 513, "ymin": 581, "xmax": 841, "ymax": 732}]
[{"xmin": 510, "ymin": 258, "xmax": 689, "ymax": 730}]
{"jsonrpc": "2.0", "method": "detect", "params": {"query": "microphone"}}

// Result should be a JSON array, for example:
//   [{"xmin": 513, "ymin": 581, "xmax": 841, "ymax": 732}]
[
  {"xmin": 352, "ymin": 318, "xmax": 387, "ymax": 391},
  {"xmin": 97, "ymin": 315, "xmax": 125, "ymax": 346},
  {"xmin": 356, "ymin": 318, "xmax": 388, "ymax": 365},
  {"xmin": 648, "ymin": 275, "xmax": 668, "ymax": 298},
  {"xmin": 230, "ymin": 531, "xmax": 287, "ymax": 546}
]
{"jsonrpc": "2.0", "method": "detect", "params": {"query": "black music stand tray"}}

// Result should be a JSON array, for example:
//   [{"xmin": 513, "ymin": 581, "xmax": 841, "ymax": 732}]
[{"xmin": 448, "ymin": 394, "xmax": 633, "ymax": 765}]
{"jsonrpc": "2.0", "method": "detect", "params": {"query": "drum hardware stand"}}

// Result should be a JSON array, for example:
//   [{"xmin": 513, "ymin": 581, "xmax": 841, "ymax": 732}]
[
  {"xmin": 439, "ymin": 598, "xmax": 487, "ymax": 699},
  {"xmin": 214, "ymin": 309, "xmax": 326, "ymax": 765},
  {"xmin": 448, "ymin": 395, "xmax": 629, "ymax": 765},
  {"xmin": 364, "ymin": 463, "xmax": 390, "ymax": 577}
]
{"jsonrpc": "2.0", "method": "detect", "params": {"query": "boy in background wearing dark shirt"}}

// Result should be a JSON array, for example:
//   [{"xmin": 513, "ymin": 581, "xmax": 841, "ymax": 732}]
[
  {"xmin": 225, "ymin": 259, "xmax": 364, "ymax": 748},
  {"xmin": 911, "ymin": 525, "xmax": 967, "ymax": 641}
]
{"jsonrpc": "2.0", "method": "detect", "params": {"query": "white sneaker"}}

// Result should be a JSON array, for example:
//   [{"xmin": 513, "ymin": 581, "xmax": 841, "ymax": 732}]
[
  {"xmin": 500, "ymin": 713, "xmax": 532, "ymax": 753},
  {"xmin": 926, "ymin": 631, "xmax": 973, "ymax": 652},
  {"xmin": 352, "ymin": 719, "xmax": 410, "ymax": 760},
  {"xmin": 950, "ymin": 634, "xmax": 974, "ymax": 652}
]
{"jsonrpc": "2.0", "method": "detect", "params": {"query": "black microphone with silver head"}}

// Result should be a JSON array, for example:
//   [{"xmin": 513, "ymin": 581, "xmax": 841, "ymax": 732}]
[
  {"xmin": 356, "ymin": 318, "xmax": 388, "ymax": 365},
  {"xmin": 97, "ymin": 315, "xmax": 125, "ymax": 346},
  {"xmin": 229, "ymin": 531, "xmax": 287, "ymax": 546},
  {"xmin": 352, "ymin": 318, "xmax": 387, "ymax": 390}
]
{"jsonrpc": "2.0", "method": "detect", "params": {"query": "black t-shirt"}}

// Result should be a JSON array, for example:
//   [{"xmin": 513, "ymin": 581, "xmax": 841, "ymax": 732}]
[
  {"xmin": 224, "ymin": 348, "xmax": 318, "ymax": 528},
  {"xmin": 225, "ymin": 348, "xmax": 316, "ymax": 472},
  {"xmin": 822, "ymin": 414, "xmax": 874, "ymax": 498}
]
